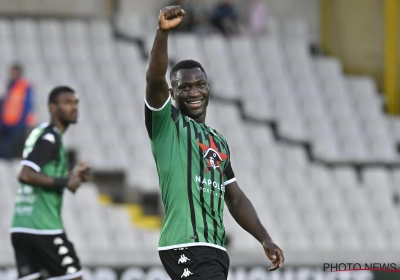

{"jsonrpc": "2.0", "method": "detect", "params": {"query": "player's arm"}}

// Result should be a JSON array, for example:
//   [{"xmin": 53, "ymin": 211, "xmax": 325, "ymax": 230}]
[
  {"xmin": 225, "ymin": 181, "xmax": 284, "ymax": 271},
  {"xmin": 18, "ymin": 134, "xmax": 86, "ymax": 193},
  {"xmin": 18, "ymin": 166, "xmax": 81, "ymax": 193},
  {"xmin": 145, "ymin": 5, "xmax": 185, "ymax": 109}
]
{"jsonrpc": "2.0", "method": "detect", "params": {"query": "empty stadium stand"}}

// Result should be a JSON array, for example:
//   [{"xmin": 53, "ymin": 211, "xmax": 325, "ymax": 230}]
[{"xmin": 0, "ymin": 14, "xmax": 399, "ymax": 268}]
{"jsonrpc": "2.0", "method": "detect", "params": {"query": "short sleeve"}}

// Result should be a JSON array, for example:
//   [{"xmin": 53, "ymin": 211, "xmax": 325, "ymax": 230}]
[
  {"xmin": 223, "ymin": 142, "xmax": 236, "ymax": 186},
  {"xmin": 145, "ymin": 96, "xmax": 179, "ymax": 140},
  {"xmin": 21, "ymin": 132, "xmax": 60, "ymax": 172},
  {"xmin": 223, "ymin": 160, "xmax": 236, "ymax": 186}
]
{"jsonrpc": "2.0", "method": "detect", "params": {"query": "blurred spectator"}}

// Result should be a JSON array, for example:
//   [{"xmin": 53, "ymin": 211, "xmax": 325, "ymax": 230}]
[
  {"xmin": 168, "ymin": 0, "xmax": 191, "ymax": 32},
  {"xmin": 248, "ymin": 0, "xmax": 271, "ymax": 36},
  {"xmin": 211, "ymin": 0, "xmax": 239, "ymax": 36},
  {"xmin": 0, "ymin": 63, "xmax": 36, "ymax": 160},
  {"xmin": 185, "ymin": 0, "xmax": 213, "ymax": 35}
]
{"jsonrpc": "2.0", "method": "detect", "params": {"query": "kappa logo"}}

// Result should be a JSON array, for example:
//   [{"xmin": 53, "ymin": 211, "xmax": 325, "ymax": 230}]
[
  {"xmin": 58, "ymin": 246, "xmax": 69, "ymax": 255},
  {"xmin": 54, "ymin": 237, "xmax": 64, "ymax": 245},
  {"xmin": 181, "ymin": 268, "xmax": 193, "ymax": 278},
  {"xmin": 198, "ymin": 136, "xmax": 228, "ymax": 174},
  {"xmin": 61, "ymin": 256, "xmax": 74, "ymax": 266},
  {"xmin": 178, "ymin": 254, "xmax": 191, "ymax": 264},
  {"xmin": 66, "ymin": 266, "xmax": 77, "ymax": 274},
  {"xmin": 42, "ymin": 133, "xmax": 55, "ymax": 144}
]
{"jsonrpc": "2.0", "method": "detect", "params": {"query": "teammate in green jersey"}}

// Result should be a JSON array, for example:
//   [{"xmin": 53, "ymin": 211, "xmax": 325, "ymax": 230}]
[
  {"xmin": 145, "ymin": 5, "xmax": 284, "ymax": 279},
  {"xmin": 10, "ymin": 86, "xmax": 89, "ymax": 280}
]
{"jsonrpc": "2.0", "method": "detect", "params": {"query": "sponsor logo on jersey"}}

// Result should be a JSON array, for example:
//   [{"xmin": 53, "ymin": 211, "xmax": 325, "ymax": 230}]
[
  {"xmin": 195, "ymin": 176, "xmax": 225, "ymax": 191},
  {"xmin": 14, "ymin": 206, "xmax": 33, "ymax": 215},
  {"xmin": 42, "ymin": 133, "xmax": 55, "ymax": 144},
  {"xmin": 22, "ymin": 186, "xmax": 33, "ymax": 194},
  {"xmin": 15, "ymin": 195, "xmax": 36, "ymax": 204},
  {"xmin": 198, "ymin": 136, "xmax": 228, "ymax": 174}
]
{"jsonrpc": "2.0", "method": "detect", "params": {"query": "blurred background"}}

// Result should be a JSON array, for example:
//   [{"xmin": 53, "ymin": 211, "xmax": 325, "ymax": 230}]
[{"xmin": 0, "ymin": 0, "xmax": 400, "ymax": 279}]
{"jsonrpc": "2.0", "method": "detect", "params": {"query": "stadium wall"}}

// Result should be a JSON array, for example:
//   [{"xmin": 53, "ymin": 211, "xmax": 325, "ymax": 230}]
[{"xmin": 321, "ymin": 0, "xmax": 384, "ymax": 91}]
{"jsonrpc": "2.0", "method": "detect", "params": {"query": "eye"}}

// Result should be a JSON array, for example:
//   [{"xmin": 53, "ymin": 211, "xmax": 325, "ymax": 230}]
[
  {"xmin": 180, "ymin": 85, "xmax": 190, "ymax": 91},
  {"xmin": 197, "ymin": 82, "xmax": 207, "ymax": 89}
]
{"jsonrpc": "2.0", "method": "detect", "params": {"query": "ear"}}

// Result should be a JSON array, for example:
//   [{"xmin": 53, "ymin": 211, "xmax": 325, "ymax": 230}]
[
  {"xmin": 169, "ymin": 88, "xmax": 175, "ymax": 100},
  {"xmin": 49, "ymin": 103, "xmax": 57, "ymax": 114}
]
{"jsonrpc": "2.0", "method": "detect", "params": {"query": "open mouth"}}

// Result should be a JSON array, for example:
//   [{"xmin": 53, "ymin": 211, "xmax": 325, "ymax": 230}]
[{"xmin": 186, "ymin": 100, "xmax": 202, "ymax": 109}]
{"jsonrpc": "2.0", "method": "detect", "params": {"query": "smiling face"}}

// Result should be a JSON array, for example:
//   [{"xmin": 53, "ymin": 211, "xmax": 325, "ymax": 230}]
[{"xmin": 171, "ymin": 67, "xmax": 209, "ymax": 123}]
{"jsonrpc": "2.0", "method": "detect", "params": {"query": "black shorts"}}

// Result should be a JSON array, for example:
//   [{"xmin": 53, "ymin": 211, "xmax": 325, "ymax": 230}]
[
  {"xmin": 11, "ymin": 232, "xmax": 82, "ymax": 280},
  {"xmin": 159, "ymin": 246, "xmax": 230, "ymax": 280}
]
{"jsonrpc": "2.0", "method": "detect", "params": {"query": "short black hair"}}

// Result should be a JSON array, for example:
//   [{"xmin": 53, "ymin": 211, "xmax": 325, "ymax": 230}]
[
  {"xmin": 11, "ymin": 62, "xmax": 23, "ymax": 74},
  {"xmin": 48, "ymin": 86, "xmax": 75, "ymax": 104},
  {"xmin": 170, "ymin": 59, "xmax": 207, "ymax": 87}
]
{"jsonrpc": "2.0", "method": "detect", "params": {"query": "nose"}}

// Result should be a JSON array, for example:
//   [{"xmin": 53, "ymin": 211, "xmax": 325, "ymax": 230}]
[{"xmin": 189, "ymin": 85, "xmax": 200, "ymax": 96}]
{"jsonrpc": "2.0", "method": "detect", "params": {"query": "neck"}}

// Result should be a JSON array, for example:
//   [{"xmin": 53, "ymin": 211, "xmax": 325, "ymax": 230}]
[
  {"xmin": 50, "ymin": 117, "xmax": 68, "ymax": 133},
  {"xmin": 195, "ymin": 115, "xmax": 206, "ymax": 123}
]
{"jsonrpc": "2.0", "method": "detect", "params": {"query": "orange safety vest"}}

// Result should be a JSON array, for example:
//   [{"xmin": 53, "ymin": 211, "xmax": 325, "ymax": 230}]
[{"xmin": 2, "ymin": 78, "xmax": 34, "ymax": 126}]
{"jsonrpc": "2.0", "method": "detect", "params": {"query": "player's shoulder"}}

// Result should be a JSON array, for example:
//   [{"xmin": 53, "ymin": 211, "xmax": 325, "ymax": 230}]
[
  {"xmin": 208, "ymin": 126, "xmax": 228, "ymax": 142},
  {"xmin": 37, "ymin": 123, "xmax": 62, "ymax": 145}
]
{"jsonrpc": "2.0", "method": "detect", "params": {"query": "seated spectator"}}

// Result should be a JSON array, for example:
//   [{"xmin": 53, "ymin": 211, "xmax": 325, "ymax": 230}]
[
  {"xmin": 211, "ymin": 0, "xmax": 239, "ymax": 36},
  {"xmin": 186, "ymin": 0, "xmax": 213, "ymax": 35}
]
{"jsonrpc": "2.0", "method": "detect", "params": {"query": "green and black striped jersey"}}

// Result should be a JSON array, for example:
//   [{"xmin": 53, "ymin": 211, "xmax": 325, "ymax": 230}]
[
  {"xmin": 145, "ymin": 97, "xmax": 236, "ymax": 251},
  {"xmin": 10, "ymin": 122, "xmax": 69, "ymax": 234}
]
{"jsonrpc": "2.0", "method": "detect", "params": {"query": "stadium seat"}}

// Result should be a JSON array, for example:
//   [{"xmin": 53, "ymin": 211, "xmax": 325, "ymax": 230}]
[
  {"xmin": 281, "ymin": 168, "xmax": 309, "ymax": 189},
  {"xmin": 326, "ymin": 208, "xmax": 352, "ymax": 232},
  {"xmin": 340, "ymin": 188, "xmax": 369, "ymax": 211},
  {"xmin": 115, "ymin": 13, "xmax": 150, "ymax": 38},
  {"xmin": 170, "ymin": 33, "xmax": 204, "ymax": 63},
  {"xmin": 308, "ymin": 165, "xmax": 334, "ymax": 188},
  {"xmin": 257, "ymin": 36, "xmax": 287, "ymax": 81},
  {"xmin": 64, "ymin": 20, "xmax": 90, "ymax": 44},
  {"xmin": 2, "ymin": 15, "xmax": 400, "ymax": 266},
  {"xmin": 351, "ymin": 208, "xmax": 378, "ymax": 232},
  {"xmin": 282, "ymin": 18, "xmax": 309, "ymax": 41},
  {"xmin": 362, "ymin": 167, "xmax": 394, "ymax": 189},
  {"xmin": 285, "ymin": 230, "xmax": 311, "ymax": 251},
  {"xmin": 292, "ymin": 189, "xmax": 322, "ymax": 211},
  {"xmin": 310, "ymin": 229, "xmax": 336, "ymax": 251},
  {"xmin": 312, "ymin": 138, "xmax": 341, "ymax": 161},
  {"xmin": 336, "ymin": 230, "xmax": 362, "ymax": 250},
  {"xmin": 314, "ymin": 57, "xmax": 343, "ymax": 81},
  {"xmin": 362, "ymin": 230, "xmax": 388, "ymax": 251}
]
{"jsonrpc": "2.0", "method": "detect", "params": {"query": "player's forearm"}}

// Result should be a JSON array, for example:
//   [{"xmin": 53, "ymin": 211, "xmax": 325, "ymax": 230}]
[
  {"xmin": 227, "ymin": 193, "xmax": 272, "ymax": 244},
  {"xmin": 146, "ymin": 28, "xmax": 170, "ymax": 85},
  {"xmin": 18, "ymin": 166, "xmax": 67, "ymax": 189}
]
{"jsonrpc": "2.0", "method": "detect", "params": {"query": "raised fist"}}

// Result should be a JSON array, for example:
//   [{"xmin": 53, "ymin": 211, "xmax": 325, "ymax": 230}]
[{"xmin": 158, "ymin": 5, "xmax": 186, "ymax": 30}]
